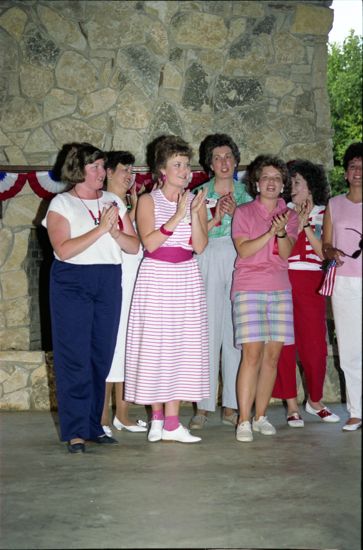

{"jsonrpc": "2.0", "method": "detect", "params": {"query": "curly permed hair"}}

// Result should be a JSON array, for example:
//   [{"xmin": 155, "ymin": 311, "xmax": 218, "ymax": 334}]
[
  {"xmin": 287, "ymin": 159, "xmax": 330, "ymax": 206},
  {"xmin": 198, "ymin": 133, "xmax": 240, "ymax": 173},
  {"xmin": 245, "ymin": 154, "xmax": 289, "ymax": 199}
]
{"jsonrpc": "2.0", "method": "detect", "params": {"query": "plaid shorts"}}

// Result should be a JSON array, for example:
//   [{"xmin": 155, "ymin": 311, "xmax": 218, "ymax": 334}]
[{"xmin": 233, "ymin": 290, "xmax": 294, "ymax": 347}]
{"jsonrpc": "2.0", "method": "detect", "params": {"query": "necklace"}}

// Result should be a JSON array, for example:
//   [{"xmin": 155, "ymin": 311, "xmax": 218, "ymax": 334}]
[{"xmin": 73, "ymin": 188, "xmax": 101, "ymax": 225}]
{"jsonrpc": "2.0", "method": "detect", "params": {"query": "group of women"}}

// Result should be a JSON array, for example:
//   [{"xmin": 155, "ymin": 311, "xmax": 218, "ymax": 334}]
[{"xmin": 43, "ymin": 137, "xmax": 362, "ymax": 453}]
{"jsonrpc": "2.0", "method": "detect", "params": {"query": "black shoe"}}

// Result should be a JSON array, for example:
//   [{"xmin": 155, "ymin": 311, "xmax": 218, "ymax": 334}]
[
  {"xmin": 67, "ymin": 442, "xmax": 86, "ymax": 453},
  {"xmin": 94, "ymin": 434, "xmax": 118, "ymax": 445}
]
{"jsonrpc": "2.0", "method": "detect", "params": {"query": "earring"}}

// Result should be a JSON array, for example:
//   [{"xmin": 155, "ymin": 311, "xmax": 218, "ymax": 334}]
[
  {"xmin": 281, "ymin": 186, "xmax": 284, "ymax": 193},
  {"xmin": 256, "ymin": 183, "xmax": 260, "ymax": 193}
]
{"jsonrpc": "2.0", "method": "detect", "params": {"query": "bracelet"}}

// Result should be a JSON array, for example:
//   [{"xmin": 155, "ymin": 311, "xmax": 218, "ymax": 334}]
[
  {"xmin": 303, "ymin": 223, "xmax": 310, "ymax": 228},
  {"xmin": 276, "ymin": 232, "xmax": 287, "ymax": 238},
  {"xmin": 160, "ymin": 224, "xmax": 173, "ymax": 236}
]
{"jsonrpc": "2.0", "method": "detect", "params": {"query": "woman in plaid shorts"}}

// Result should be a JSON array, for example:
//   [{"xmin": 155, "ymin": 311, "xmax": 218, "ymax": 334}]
[{"xmin": 231, "ymin": 155, "xmax": 298, "ymax": 442}]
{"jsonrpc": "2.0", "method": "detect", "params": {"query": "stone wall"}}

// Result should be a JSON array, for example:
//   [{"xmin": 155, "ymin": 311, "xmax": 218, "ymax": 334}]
[
  {"xmin": 1, "ymin": 0, "xmax": 341, "ymax": 410},
  {"xmin": 0, "ymin": 0, "xmax": 333, "ymax": 166}
]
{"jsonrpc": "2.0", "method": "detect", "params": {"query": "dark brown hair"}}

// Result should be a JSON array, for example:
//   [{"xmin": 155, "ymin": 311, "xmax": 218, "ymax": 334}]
[
  {"xmin": 105, "ymin": 150, "xmax": 135, "ymax": 171},
  {"xmin": 343, "ymin": 142, "xmax": 363, "ymax": 170},
  {"xmin": 245, "ymin": 154, "xmax": 289, "ymax": 198},
  {"xmin": 287, "ymin": 159, "xmax": 330, "ymax": 206},
  {"xmin": 199, "ymin": 133, "xmax": 240, "ymax": 174}
]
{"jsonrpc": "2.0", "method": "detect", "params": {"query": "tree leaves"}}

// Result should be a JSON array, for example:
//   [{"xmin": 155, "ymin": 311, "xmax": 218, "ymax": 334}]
[{"xmin": 327, "ymin": 31, "xmax": 362, "ymax": 195}]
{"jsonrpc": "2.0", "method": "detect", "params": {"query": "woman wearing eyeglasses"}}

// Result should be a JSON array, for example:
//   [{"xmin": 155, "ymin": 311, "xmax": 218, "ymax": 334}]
[
  {"xmin": 232, "ymin": 155, "xmax": 298, "ymax": 442},
  {"xmin": 322, "ymin": 142, "xmax": 362, "ymax": 432},
  {"xmin": 272, "ymin": 160, "xmax": 340, "ymax": 426}
]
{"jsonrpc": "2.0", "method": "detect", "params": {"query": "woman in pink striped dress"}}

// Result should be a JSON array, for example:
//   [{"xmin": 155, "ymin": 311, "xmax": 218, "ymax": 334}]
[{"xmin": 124, "ymin": 135, "xmax": 209, "ymax": 443}]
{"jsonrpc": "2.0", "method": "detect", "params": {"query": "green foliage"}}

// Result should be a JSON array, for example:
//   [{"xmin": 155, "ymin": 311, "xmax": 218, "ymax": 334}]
[{"xmin": 327, "ymin": 31, "xmax": 362, "ymax": 195}]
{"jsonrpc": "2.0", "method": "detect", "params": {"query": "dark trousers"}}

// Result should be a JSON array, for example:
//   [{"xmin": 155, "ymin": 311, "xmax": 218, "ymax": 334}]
[{"xmin": 50, "ymin": 260, "xmax": 122, "ymax": 441}]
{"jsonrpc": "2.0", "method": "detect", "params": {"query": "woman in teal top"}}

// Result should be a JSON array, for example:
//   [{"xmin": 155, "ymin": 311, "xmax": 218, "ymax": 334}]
[{"xmin": 189, "ymin": 134, "xmax": 251, "ymax": 430}]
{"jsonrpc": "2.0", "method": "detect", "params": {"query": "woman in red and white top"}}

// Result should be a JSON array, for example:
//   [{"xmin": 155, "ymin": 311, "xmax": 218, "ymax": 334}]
[{"xmin": 272, "ymin": 160, "xmax": 340, "ymax": 426}]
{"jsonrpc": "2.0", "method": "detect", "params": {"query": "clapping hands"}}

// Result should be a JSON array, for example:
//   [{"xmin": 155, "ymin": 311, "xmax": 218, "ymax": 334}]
[
  {"xmin": 191, "ymin": 188, "xmax": 208, "ymax": 214},
  {"xmin": 269, "ymin": 211, "xmax": 290, "ymax": 235},
  {"xmin": 297, "ymin": 198, "xmax": 313, "ymax": 230},
  {"xmin": 219, "ymin": 192, "xmax": 237, "ymax": 216}
]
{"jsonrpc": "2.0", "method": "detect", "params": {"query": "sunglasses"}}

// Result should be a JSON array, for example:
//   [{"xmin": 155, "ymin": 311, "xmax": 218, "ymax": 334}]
[{"xmin": 341, "ymin": 228, "xmax": 363, "ymax": 259}]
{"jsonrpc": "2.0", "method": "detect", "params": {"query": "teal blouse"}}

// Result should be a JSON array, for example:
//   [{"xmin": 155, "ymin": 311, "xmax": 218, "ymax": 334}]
[{"xmin": 194, "ymin": 177, "xmax": 252, "ymax": 239}]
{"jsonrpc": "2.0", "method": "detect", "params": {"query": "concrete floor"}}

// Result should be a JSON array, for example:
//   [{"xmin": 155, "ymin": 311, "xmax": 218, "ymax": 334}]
[{"xmin": 0, "ymin": 403, "xmax": 361, "ymax": 550}]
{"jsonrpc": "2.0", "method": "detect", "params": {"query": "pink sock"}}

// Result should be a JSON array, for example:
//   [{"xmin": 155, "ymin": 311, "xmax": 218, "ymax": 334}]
[
  {"xmin": 164, "ymin": 416, "xmax": 179, "ymax": 431},
  {"xmin": 151, "ymin": 410, "xmax": 164, "ymax": 421}
]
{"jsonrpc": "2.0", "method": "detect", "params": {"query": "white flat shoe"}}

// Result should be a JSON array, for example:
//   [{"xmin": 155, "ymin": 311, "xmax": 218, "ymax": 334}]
[
  {"xmin": 148, "ymin": 420, "xmax": 164, "ymax": 442},
  {"xmin": 113, "ymin": 416, "xmax": 148, "ymax": 432},
  {"xmin": 342, "ymin": 420, "xmax": 362, "ymax": 432},
  {"xmin": 102, "ymin": 425, "xmax": 113, "ymax": 437},
  {"xmin": 161, "ymin": 424, "xmax": 201, "ymax": 443}
]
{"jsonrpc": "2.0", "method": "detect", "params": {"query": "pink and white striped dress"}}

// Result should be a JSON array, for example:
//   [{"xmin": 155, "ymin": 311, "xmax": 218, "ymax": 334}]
[{"xmin": 124, "ymin": 189, "xmax": 210, "ymax": 404}]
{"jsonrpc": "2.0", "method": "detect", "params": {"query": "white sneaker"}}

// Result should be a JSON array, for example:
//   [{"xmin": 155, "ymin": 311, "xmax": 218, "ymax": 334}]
[
  {"xmin": 252, "ymin": 416, "xmax": 276, "ymax": 435},
  {"xmin": 287, "ymin": 412, "xmax": 305, "ymax": 428},
  {"xmin": 161, "ymin": 424, "xmax": 201, "ymax": 443},
  {"xmin": 189, "ymin": 414, "xmax": 208, "ymax": 429},
  {"xmin": 148, "ymin": 420, "xmax": 164, "ymax": 442},
  {"xmin": 305, "ymin": 401, "xmax": 340, "ymax": 423},
  {"xmin": 236, "ymin": 421, "xmax": 253, "ymax": 442}
]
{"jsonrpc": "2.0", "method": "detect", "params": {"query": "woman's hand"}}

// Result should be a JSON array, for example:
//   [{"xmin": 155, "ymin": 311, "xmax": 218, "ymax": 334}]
[
  {"xmin": 213, "ymin": 197, "xmax": 226, "ymax": 225},
  {"xmin": 176, "ymin": 191, "xmax": 189, "ymax": 221},
  {"xmin": 323, "ymin": 245, "xmax": 345, "ymax": 266},
  {"xmin": 128, "ymin": 183, "xmax": 141, "ymax": 222},
  {"xmin": 219, "ymin": 192, "xmax": 237, "ymax": 216},
  {"xmin": 270, "ymin": 211, "xmax": 290, "ymax": 235},
  {"xmin": 297, "ymin": 198, "xmax": 313, "ymax": 231},
  {"xmin": 191, "ymin": 188, "xmax": 208, "ymax": 214},
  {"xmin": 99, "ymin": 205, "xmax": 119, "ymax": 234},
  {"xmin": 129, "ymin": 184, "xmax": 138, "ymax": 208}
]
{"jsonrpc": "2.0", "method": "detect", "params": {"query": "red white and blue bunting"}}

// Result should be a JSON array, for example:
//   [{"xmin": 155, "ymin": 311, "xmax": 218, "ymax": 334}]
[
  {"xmin": 0, "ymin": 169, "xmax": 211, "ymax": 201},
  {"xmin": 0, "ymin": 172, "xmax": 28, "ymax": 201},
  {"xmin": 0, "ymin": 171, "xmax": 68, "ymax": 201}
]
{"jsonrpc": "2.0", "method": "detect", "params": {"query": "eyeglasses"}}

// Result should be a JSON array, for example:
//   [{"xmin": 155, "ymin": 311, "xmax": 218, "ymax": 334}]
[{"xmin": 342, "ymin": 228, "xmax": 363, "ymax": 259}]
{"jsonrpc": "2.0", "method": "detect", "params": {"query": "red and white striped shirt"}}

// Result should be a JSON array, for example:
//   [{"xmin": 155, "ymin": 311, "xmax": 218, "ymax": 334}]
[{"xmin": 288, "ymin": 204, "xmax": 325, "ymax": 271}]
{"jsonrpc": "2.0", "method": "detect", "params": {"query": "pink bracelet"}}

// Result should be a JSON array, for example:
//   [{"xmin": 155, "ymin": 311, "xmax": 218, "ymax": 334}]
[{"xmin": 160, "ymin": 224, "xmax": 173, "ymax": 236}]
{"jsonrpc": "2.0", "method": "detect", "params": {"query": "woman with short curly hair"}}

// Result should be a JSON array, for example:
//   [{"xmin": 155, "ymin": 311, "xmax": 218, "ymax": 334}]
[
  {"xmin": 272, "ymin": 159, "xmax": 340, "ymax": 427},
  {"xmin": 232, "ymin": 154, "xmax": 299, "ymax": 443}
]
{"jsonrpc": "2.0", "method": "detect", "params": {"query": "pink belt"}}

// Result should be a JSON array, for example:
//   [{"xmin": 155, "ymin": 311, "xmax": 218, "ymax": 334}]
[{"xmin": 144, "ymin": 247, "xmax": 193, "ymax": 263}]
